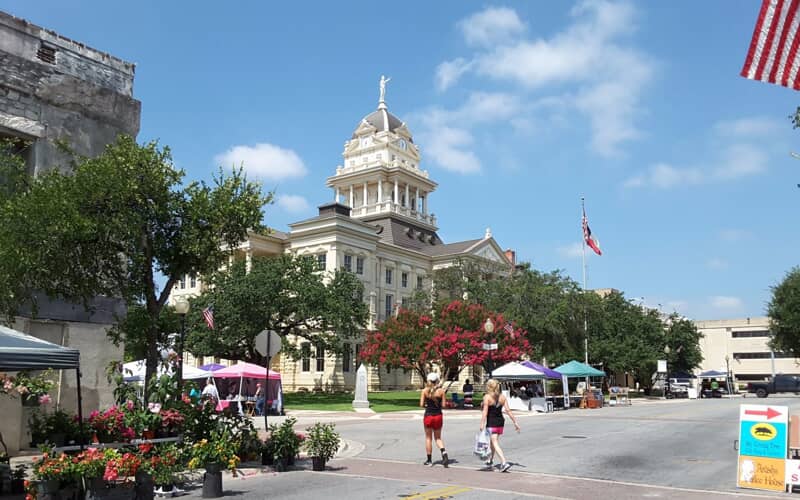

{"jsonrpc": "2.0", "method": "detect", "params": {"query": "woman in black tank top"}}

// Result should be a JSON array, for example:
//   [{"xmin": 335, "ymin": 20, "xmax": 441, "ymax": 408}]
[
  {"xmin": 480, "ymin": 379, "xmax": 520, "ymax": 472},
  {"xmin": 419, "ymin": 372, "xmax": 448, "ymax": 467}
]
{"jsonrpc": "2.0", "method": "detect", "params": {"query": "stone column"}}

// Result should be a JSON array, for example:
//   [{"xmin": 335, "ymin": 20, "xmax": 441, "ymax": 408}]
[
  {"xmin": 335, "ymin": 187, "xmax": 340, "ymax": 203},
  {"xmin": 422, "ymin": 193, "xmax": 427, "ymax": 214},
  {"xmin": 363, "ymin": 182, "xmax": 368, "ymax": 206},
  {"xmin": 393, "ymin": 180, "xmax": 398, "ymax": 205},
  {"xmin": 405, "ymin": 184, "xmax": 409, "ymax": 208},
  {"xmin": 349, "ymin": 185, "xmax": 354, "ymax": 208},
  {"xmin": 377, "ymin": 179, "xmax": 382, "ymax": 204},
  {"xmin": 415, "ymin": 187, "xmax": 419, "ymax": 212}
]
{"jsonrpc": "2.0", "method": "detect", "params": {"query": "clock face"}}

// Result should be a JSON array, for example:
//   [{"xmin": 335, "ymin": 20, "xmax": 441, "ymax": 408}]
[{"xmin": 361, "ymin": 137, "xmax": 371, "ymax": 148}]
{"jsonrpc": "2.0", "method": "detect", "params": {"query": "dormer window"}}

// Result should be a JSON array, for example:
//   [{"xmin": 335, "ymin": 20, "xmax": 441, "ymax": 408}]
[{"xmin": 397, "ymin": 139, "xmax": 407, "ymax": 150}]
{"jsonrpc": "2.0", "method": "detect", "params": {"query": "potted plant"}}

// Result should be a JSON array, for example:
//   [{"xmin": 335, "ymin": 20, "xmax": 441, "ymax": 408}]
[
  {"xmin": 32, "ymin": 452, "xmax": 76, "ymax": 496},
  {"xmin": 187, "ymin": 431, "xmax": 240, "ymax": 499},
  {"xmin": 303, "ymin": 422, "xmax": 341, "ymax": 471},
  {"xmin": 268, "ymin": 418, "xmax": 302, "ymax": 471},
  {"xmin": 159, "ymin": 409, "xmax": 184, "ymax": 437},
  {"xmin": 11, "ymin": 463, "xmax": 26, "ymax": 494},
  {"xmin": 144, "ymin": 445, "xmax": 180, "ymax": 495}
]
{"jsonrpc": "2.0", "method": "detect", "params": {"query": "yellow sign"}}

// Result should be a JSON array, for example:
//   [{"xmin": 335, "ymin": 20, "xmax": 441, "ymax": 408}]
[
  {"xmin": 738, "ymin": 455, "xmax": 786, "ymax": 491},
  {"xmin": 750, "ymin": 422, "xmax": 777, "ymax": 441}
]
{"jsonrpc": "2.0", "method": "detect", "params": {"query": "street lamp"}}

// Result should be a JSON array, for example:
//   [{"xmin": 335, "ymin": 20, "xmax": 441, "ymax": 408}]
[
  {"xmin": 725, "ymin": 354, "xmax": 731, "ymax": 395},
  {"xmin": 174, "ymin": 297, "xmax": 190, "ymax": 392},
  {"xmin": 483, "ymin": 318, "xmax": 495, "ymax": 379}
]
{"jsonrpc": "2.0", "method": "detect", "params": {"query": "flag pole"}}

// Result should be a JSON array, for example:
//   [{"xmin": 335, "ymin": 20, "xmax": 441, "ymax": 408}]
[{"xmin": 581, "ymin": 197, "xmax": 589, "ymax": 392}]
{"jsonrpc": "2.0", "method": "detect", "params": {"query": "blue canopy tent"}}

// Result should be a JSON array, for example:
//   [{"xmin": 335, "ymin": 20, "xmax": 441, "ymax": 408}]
[{"xmin": 554, "ymin": 360, "xmax": 605, "ymax": 378}]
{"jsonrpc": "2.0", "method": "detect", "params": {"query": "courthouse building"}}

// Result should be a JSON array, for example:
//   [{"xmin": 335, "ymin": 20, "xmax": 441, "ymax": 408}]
[{"xmin": 172, "ymin": 84, "xmax": 514, "ymax": 391}]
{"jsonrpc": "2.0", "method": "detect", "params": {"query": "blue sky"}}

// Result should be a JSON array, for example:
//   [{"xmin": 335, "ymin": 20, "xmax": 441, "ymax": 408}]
[{"xmin": 3, "ymin": 1, "xmax": 798, "ymax": 320}]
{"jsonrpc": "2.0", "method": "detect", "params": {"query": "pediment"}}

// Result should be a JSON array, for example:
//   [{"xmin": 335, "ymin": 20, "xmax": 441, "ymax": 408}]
[
  {"xmin": 469, "ymin": 240, "xmax": 509, "ymax": 264},
  {"xmin": 354, "ymin": 120, "xmax": 377, "ymax": 137}
]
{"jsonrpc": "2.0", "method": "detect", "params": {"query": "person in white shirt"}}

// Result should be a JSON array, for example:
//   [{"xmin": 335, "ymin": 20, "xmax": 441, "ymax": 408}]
[{"xmin": 201, "ymin": 378, "xmax": 219, "ymax": 403}]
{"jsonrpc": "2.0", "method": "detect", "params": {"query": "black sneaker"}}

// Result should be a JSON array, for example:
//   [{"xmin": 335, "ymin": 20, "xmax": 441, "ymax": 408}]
[
  {"xmin": 484, "ymin": 459, "xmax": 493, "ymax": 467},
  {"xmin": 423, "ymin": 459, "xmax": 433, "ymax": 466},
  {"xmin": 442, "ymin": 453, "xmax": 449, "ymax": 468}
]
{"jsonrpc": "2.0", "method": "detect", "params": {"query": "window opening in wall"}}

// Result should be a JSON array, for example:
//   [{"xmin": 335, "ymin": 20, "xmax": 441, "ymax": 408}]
[
  {"xmin": 416, "ymin": 276, "xmax": 424, "ymax": 290},
  {"xmin": 179, "ymin": 276, "xmax": 186, "ymax": 289},
  {"xmin": 401, "ymin": 297, "xmax": 409, "ymax": 308},
  {"xmin": 385, "ymin": 294, "xmax": 393, "ymax": 319},
  {"xmin": 316, "ymin": 344, "xmax": 325, "ymax": 372},
  {"xmin": 301, "ymin": 343, "xmax": 311, "ymax": 372},
  {"xmin": 37, "ymin": 43, "xmax": 56, "ymax": 64},
  {"xmin": 385, "ymin": 268, "xmax": 393, "ymax": 285},
  {"xmin": 733, "ymin": 352, "xmax": 794, "ymax": 359},
  {"xmin": 0, "ymin": 135, "xmax": 35, "ymax": 178},
  {"xmin": 344, "ymin": 254, "xmax": 352, "ymax": 272},
  {"xmin": 343, "ymin": 344, "xmax": 351, "ymax": 373},
  {"xmin": 356, "ymin": 257, "xmax": 365, "ymax": 275},
  {"xmin": 316, "ymin": 253, "xmax": 326, "ymax": 271},
  {"xmin": 189, "ymin": 273, "xmax": 197, "ymax": 288},
  {"xmin": 731, "ymin": 330, "xmax": 770, "ymax": 338},
  {"xmin": 401, "ymin": 272, "xmax": 408, "ymax": 288}
]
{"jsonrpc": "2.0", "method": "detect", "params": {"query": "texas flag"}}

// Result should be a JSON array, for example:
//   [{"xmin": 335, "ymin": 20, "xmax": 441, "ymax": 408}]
[{"xmin": 582, "ymin": 208, "xmax": 602, "ymax": 256}]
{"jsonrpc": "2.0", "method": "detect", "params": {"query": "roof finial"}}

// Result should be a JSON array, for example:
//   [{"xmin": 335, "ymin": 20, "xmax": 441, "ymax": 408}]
[
  {"xmin": 485, "ymin": 227, "xmax": 492, "ymax": 239},
  {"xmin": 379, "ymin": 75, "xmax": 391, "ymax": 109}
]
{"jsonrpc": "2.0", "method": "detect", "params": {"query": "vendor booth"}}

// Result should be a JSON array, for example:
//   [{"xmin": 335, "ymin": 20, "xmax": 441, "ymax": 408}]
[
  {"xmin": 213, "ymin": 362, "xmax": 282, "ymax": 415},
  {"xmin": 554, "ymin": 360, "xmax": 606, "ymax": 408},
  {"xmin": 491, "ymin": 362, "xmax": 569, "ymax": 412},
  {"xmin": 521, "ymin": 360, "xmax": 570, "ymax": 410},
  {"xmin": 0, "ymin": 325, "xmax": 83, "ymax": 453},
  {"xmin": 697, "ymin": 369, "xmax": 731, "ymax": 397},
  {"xmin": 122, "ymin": 360, "xmax": 212, "ymax": 382}
]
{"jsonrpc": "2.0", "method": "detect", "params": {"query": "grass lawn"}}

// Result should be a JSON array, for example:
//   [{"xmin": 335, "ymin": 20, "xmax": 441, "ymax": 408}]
[{"xmin": 284, "ymin": 390, "xmax": 484, "ymax": 413}]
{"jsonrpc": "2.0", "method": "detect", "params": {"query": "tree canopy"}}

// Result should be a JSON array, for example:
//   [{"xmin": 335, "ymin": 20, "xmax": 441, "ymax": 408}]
[
  {"xmin": 0, "ymin": 136, "xmax": 270, "ymax": 393},
  {"xmin": 768, "ymin": 266, "xmax": 800, "ymax": 356},
  {"xmin": 184, "ymin": 254, "xmax": 368, "ymax": 364}
]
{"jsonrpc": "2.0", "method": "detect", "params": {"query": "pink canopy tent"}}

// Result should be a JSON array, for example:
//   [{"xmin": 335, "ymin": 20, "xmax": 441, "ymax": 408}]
[
  {"xmin": 212, "ymin": 362, "xmax": 282, "ymax": 414},
  {"xmin": 212, "ymin": 361, "xmax": 281, "ymax": 380}
]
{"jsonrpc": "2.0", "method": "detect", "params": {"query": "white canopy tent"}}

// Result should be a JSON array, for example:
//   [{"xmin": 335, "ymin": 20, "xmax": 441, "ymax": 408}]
[
  {"xmin": 122, "ymin": 360, "xmax": 212, "ymax": 382},
  {"xmin": 491, "ymin": 361, "xmax": 569, "ymax": 412}
]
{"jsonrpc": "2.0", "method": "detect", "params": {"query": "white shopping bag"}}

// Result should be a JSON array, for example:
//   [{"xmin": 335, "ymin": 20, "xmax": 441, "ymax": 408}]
[{"xmin": 473, "ymin": 429, "xmax": 491, "ymax": 459}]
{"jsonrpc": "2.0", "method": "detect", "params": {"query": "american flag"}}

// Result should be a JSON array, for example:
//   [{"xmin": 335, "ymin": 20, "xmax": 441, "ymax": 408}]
[
  {"xmin": 582, "ymin": 208, "xmax": 602, "ymax": 256},
  {"xmin": 504, "ymin": 323, "xmax": 514, "ymax": 335},
  {"xmin": 202, "ymin": 305, "xmax": 215, "ymax": 330},
  {"xmin": 741, "ymin": 0, "xmax": 800, "ymax": 90}
]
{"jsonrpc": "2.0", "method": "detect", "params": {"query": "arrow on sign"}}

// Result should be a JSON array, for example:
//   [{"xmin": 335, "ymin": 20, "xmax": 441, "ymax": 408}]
[{"xmin": 744, "ymin": 407, "xmax": 782, "ymax": 420}]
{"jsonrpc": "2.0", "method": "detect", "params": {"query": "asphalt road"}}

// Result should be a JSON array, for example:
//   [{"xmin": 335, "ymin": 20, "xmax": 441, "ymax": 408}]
[{"xmin": 182, "ymin": 397, "xmax": 800, "ymax": 499}]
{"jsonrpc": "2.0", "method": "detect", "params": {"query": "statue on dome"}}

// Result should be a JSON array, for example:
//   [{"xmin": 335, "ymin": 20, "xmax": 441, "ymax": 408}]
[{"xmin": 379, "ymin": 75, "xmax": 391, "ymax": 102}]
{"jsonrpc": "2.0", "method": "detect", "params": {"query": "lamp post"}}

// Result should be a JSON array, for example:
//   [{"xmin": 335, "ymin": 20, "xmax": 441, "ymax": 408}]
[
  {"xmin": 483, "ymin": 318, "xmax": 495, "ymax": 379},
  {"xmin": 725, "ymin": 354, "xmax": 731, "ymax": 395},
  {"xmin": 174, "ymin": 297, "xmax": 190, "ymax": 393}
]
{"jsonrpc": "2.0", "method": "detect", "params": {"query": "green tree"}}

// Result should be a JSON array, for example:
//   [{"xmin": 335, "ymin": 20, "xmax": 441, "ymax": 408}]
[
  {"xmin": 184, "ymin": 254, "xmax": 367, "ymax": 363},
  {"xmin": 587, "ymin": 291, "xmax": 665, "ymax": 388},
  {"xmin": 663, "ymin": 313, "xmax": 703, "ymax": 374},
  {"xmin": 768, "ymin": 266, "xmax": 800, "ymax": 356},
  {"xmin": 0, "ymin": 136, "xmax": 269, "ymax": 394}
]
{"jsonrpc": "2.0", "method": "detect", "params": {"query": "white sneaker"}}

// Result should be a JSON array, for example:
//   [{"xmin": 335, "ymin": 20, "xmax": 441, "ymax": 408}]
[{"xmin": 500, "ymin": 462, "xmax": 512, "ymax": 472}]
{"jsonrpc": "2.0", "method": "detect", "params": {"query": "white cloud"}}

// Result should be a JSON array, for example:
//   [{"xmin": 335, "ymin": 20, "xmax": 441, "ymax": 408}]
[
  {"xmin": 435, "ymin": 58, "xmax": 473, "ymax": 92},
  {"xmin": 420, "ymin": 126, "xmax": 482, "ymax": 174},
  {"xmin": 714, "ymin": 116, "xmax": 782, "ymax": 138},
  {"xmin": 215, "ymin": 143, "xmax": 307, "ymax": 181},
  {"xmin": 458, "ymin": 7, "xmax": 526, "ymax": 47},
  {"xmin": 557, "ymin": 242, "xmax": 584, "ymax": 259},
  {"xmin": 623, "ymin": 143, "xmax": 768, "ymax": 189},
  {"xmin": 431, "ymin": 2, "xmax": 652, "ymax": 158},
  {"xmin": 276, "ymin": 194, "xmax": 310, "ymax": 214},
  {"xmin": 719, "ymin": 229, "xmax": 752, "ymax": 242},
  {"xmin": 710, "ymin": 296, "xmax": 743, "ymax": 310},
  {"xmin": 706, "ymin": 258, "xmax": 728, "ymax": 270}
]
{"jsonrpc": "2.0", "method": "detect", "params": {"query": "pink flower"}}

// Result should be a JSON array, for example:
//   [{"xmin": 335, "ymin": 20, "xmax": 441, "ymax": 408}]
[
  {"xmin": 148, "ymin": 402, "xmax": 161, "ymax": 413},
  {"xmin": 16, "ymin": 385, "xmax": 28, "ymax": 395},
  {"xmin": 38, "ymin": 394, "xmax": 52, "ymax": 405},
  {"xmin": 3, "ymin": 380, "xmax": 13, "ymax": 391},
  {"xmin": 125, "ymin": 400, "xmax": 134, "ymax": 411}
]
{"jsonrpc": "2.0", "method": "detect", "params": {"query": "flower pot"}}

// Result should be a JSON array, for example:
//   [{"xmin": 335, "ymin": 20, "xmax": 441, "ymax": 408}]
[
  {"xmin": 273, "ymin": 457, "xmax": 289, "ymax": 472},
  {"xmin": 11, "ymin": 478, "xmax": 25, "ymax": 494},
  {"xmin": 135, "ymin": 470, "xmax": 154, "ymax": 500},
  {"xmin": 286, "ymin": 454, "xmax": 295, "ymax": 466},
  {"xmin": 202, "ymin": 463, "xmax": 223, "ymax": 498},
  {"xmin": 142, "ymin": 430, "xmax": 155, "ymax": 440},
  {"xmin": 261, "ymin": 451, "xmax": 274, "ymax": 466},
  {"xmin": 51, "ymin": 432, "xmax": 66, "ymax": 447},
  {"xmin": 311, "ymin": 456, "xmax": 326, "ymax": 471},
  {"xmin": 37, "ymin": 479, "xmax": 61, "ymax": 494},
  {"xmin": 22, "ymin": 397, "xmax": 40, "ymax": 407}
]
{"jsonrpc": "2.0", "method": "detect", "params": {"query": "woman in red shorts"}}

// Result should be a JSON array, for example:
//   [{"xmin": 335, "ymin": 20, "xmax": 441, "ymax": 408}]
[{"xmin": 419, "ymin": 372, "xmax": 449, "ymax": 467}]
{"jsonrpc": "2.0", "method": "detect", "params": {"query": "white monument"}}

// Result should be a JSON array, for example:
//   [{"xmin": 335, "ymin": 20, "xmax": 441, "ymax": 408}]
[{"xmin": 352, "ymin": 363, "xmax": 370, "ymax": 410}]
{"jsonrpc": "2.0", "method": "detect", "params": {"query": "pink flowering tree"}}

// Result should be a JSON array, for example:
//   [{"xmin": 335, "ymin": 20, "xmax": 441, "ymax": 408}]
[{"xmin": 360, "ymin": 300, "xmax": 532, "ymax": 383}]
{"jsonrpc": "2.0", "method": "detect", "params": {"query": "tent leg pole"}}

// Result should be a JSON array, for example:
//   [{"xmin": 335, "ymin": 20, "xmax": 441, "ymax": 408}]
[{"xmin": 76, "ymin": 367, "xmax": 85, "ymax": 451}]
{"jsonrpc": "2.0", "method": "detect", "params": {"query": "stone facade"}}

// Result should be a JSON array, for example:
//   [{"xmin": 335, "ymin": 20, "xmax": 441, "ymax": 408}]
[
  {"xmin": 0, "ymin": 11, "xmax": 138, "ymax": 450},
  {"xmin": 171, "ymin": 85, "xmax": 509, "ymax": 392},
  {"xmin": 0, "ymin": 11, "xmax": 140, "ymax": 174}
]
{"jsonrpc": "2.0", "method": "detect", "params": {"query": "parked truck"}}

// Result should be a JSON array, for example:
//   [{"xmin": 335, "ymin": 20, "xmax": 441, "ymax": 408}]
[{"xmin": 747, "ymin": 374, "xmax": 800, "ymax": 398}]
